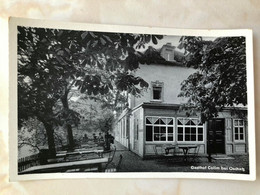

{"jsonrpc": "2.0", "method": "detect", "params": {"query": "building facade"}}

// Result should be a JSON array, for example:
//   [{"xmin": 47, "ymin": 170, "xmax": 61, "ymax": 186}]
[{"xmin": 114, "ymin": 43, "xmax": 248, "ymax": 158}]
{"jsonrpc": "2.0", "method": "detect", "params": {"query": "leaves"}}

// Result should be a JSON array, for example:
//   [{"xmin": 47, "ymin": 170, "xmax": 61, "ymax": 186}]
[
  {"xmin": 18, "ymin": 26, "xmax": 161, "ymax": 152},
  {"xmin": 178, "ymin": 36, "xmax": 247, "ymax": 122}
]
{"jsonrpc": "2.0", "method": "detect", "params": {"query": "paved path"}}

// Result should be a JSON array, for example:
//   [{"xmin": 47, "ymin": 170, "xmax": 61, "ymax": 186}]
[
  {"xmin": 114, "ymin": 140, "xmax": 129, "ymax": 151},
  {"xmin": 112, "ymin": 141, "xmax": 249, "ymax": 174}
]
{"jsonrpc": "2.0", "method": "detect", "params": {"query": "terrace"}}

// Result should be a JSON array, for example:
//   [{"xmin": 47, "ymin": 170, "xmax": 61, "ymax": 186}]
[{"xmin": 19, "ymin": 140, "xmax": 249, "ymax": 174}]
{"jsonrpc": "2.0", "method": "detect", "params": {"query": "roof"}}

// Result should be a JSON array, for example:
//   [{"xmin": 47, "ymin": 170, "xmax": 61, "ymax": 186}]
[{"xmin": 138, "ymin": 44, "xmax": 185, "ymax": 67}]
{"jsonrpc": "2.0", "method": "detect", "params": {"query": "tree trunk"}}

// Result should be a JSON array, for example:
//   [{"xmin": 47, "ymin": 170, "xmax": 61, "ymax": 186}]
[
  {"xmin": 43, "ymin": 121, "xmax": 56, "ymax": 158},
  {"xmin": 66, "ymin": 123, "xmax": 74, "ymax": 151},
  {"xmin": 61, "ymin": 86, "xmax": 74, "ymax": 150}
]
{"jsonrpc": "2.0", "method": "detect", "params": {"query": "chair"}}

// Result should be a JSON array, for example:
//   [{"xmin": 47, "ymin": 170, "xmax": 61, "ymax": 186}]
[
  {"xmin": 103, "ymin": 146, "xmax": 117, "ymax": 170},
  {"xmin": 188, "ymin": 145, "xmax": 201, "ymax": 162},
  {"xmin": 153, "ymin": 145, "xmax": 175, "ymax": 157},
  {"xmin": 153, "ymin": 145, "xmax": 161, "ymax": 156},
  {"xmin": 105, "ymin": 154, "xmax": 123, "ymax": 172},
  {"xmin": 163, "ymin": 144, "xmax": 177, "ymax": 157},
  {"xmin": 76, "ymin": 147, "xmax": 116, "ymax": 173}
]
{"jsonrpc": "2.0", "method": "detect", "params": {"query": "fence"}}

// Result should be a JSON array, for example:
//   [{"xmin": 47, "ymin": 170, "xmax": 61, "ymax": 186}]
[{"xmin": 18, "ymin": 153, "xmax": 40, "ymax": 173}]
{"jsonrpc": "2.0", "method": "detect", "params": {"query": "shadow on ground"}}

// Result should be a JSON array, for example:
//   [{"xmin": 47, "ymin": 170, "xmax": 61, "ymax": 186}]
[{"xmin": 113, "ymin": 141, "xmax": 249, "ymax": 174}]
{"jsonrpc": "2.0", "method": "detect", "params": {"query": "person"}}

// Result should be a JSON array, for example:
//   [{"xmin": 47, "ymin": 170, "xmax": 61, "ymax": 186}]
[
  {"xmin": 98, "ymin": 132, "xmax": 104, "ymax": 142},
  {"xmin": 93, "ymin": 133, "xmax": 97, "ymax": 142},
  {"xmin": 83, "ymin": 134, "xmax": 88, "ymax": 142},
  {"xmin": 109, "ymin": 134, "xmax": 115, "ymax": 144}
]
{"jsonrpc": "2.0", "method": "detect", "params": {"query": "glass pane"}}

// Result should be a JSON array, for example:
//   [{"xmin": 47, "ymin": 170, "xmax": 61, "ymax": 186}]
[
  {"xmin": 191, "ymin": 135, "xmax": 196, "ymax": 141},
  {"xmin": 190, "ymin": 120, "xmax": 196, "ymax": 126},
  {"xmin": 161, "ymin": 118, "xmax": 166, "ymax": 125},
  {"xmin": 235, "ymin": 127, "xmax": 238, "ymax": 134},
  {"xmin": 185, "ymin": 127, "xmax": 190, "ymax": 134},
  {"xmin": 146, "ymin": 118, "xmax": 152, "ymax": 124},
  {"xmin": 235, "ymin": 134, "xmax": 238, "ymax": 140},
  {"xmin": 240, "ymin": 134, "xmax": 244, "ymax": 140},
  {"xmin": 161, "ymin": 126, "xmax": 166, "ymax": 133},
  {"xmin": 168, "ymin": 134, "xmax": 173, "ymax": 141},
  {"xmin": 239, "ymin": 120, "xmax": 243, "ymax": 126},
  {"xmin": 154, "ymin": 118, "xmax": 160, "ymax": 124},
  {"xmin": 154, "ymin": 134, "xmax": 160, "ymax": 141},
  {"xmin": 161, "ymin": 134, "xmax": 166, "ymax": 141},
  {"xmin": 234, "ymin": 120, "xmax": 238, "ymax": 126},
  {"xmin": 198, "ymin": 121, "xmax": 203, "ymax": 125},
  {"xmin": 240, "ymin": 128, "xmax": 244, "ymax": 134},
  {"xmin": 192, "ymin": 119, "xmax": 198, "ymax": 125},
  {"xmin": 198, "ymin": 128, "xmax": 203, "ymax": 134},
  {"xmin": 185, "ymin": 135, "xmax": 190, "ymax": 141},
  {"xmin": 153, "ymin": 87, "xmax": 161, "ymax": 100},
  {"xmin": 178, "ymin": 127, "xmax": 183, "ymax": 134},
  {"xmin": 146, "ymin": 126, "xmax": 152, "ymax": 141},
  {"xmin": 151, "ymin": 117, "xmax": 157, "ymax": 124},
  {"xmin": 191, "ymin": 127, "xmax": 196, "ymax": 134},
  {"xmin": 168, "ymin": 127, "xmax": 173, "ymax": 133},
  {"xmin": 178, "ymin": 119, "xmax": 183, "ymax": 125},
  {"xmin": 178, "ymin": 134, "xmax": 183, "ymax": 141},
  {"xmin": 184, "ymin": 119, "xmax": 190, "ymax": 125},
  {"xmin": 198, "ymin": 135, "xmax": 203, "ymax": 141},
  {"xmin": 154, "ymin": 126, "xmax": 160, "ymax": 133},
  {"xmin": 167, "ymin": 118, "xmax": 173, "ymax": 125}
]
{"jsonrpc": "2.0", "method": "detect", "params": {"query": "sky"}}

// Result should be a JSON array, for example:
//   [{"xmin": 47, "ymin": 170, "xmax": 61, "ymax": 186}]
[
  {"xmin": 137, "ymin": 35, "xmax": 182, "ymax": 52},
  {"xmin": 138, "ymin": 35, "xmax": 216, "ymax": 52}
]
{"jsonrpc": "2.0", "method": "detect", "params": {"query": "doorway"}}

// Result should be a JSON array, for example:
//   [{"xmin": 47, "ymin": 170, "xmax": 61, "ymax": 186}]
[{"xmin": 207, "ymin": 119, "xmax": 225, "ymax": 154}]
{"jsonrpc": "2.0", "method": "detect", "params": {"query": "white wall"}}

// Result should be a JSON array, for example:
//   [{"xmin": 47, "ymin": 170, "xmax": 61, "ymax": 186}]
[{"xmin": 131, "ymin": 64, "xmax": 196, "ymax": 108}]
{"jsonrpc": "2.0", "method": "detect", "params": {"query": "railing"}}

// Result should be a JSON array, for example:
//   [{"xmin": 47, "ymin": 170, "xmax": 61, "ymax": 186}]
[
  {"xmin": 18, "ymin": 139, "xmax": 108, "ymax": 173},
  {"xmin": 18, "ymin": 153, "xmax": 40, "ymax": 173}
]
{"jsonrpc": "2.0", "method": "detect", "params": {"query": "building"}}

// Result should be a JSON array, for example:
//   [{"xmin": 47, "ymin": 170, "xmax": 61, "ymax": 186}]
[{"xmin": 114, "ymin": 43, "xmax": 248, "ymax": 158}]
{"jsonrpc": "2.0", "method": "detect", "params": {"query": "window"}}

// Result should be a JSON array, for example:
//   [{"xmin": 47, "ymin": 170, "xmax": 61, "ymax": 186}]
[
  {"xmin": 167, "ymin": 53, "xmax": 170, "ymax": 61},
  {"xmin": 145, "ymin": 117, "xmax": 175, "ymax": 142},
  {"xmin": 153, "ymin": 87, "xmax": 162, "ymax": 100},
  {"xmin": 151, "ymin": 81, "xmax": 164, "ymax": 101},
  {"xmin": 177, "ymin": 118, "xmax": 204, "ymax": 142},
  {"xmin": 233, "ymin": 119, "xmax": 245, "ymax": 141}
]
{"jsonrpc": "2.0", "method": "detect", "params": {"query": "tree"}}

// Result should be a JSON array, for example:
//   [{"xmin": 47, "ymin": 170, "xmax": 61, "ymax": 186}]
[
  {"xmin": 178, "ymin": 36, "xmax": 247, "ymax": 122},
  {"xmin": 18, "ymin": 117, "xmax": 46, "ymax": 153},
  {"xmin": 18, "ymin": 117, "xmax": 66, "ymax": 155},
  {"xmin": 18, "ymin": 26, "xmax": 163, "ymax": 155},
  {"xmin": 18, "ymin": 27, "xmax": 83, "ymax": 156}
]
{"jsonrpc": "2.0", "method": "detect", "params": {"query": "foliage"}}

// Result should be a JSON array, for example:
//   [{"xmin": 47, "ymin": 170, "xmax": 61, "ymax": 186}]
[
  {"xmin": 18, "ymin": 26, "xmax": 163, "ymax": 154},
  {"xmin": 18, "ymin": 117, "xmax": 66, "ymax": 153},
  {"xmin": 94, "ymin": 110, "xmax": 115, "ymax": 133},
  {"xmin": 178, "ymin": 36, "xmax": 247, "ymax": 122}
]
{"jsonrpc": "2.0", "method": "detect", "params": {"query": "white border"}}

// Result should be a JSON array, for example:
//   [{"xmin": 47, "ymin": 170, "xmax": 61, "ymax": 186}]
[{"xmin": 9, "ymin": 17, "xmax": 256, "ymax": 181}]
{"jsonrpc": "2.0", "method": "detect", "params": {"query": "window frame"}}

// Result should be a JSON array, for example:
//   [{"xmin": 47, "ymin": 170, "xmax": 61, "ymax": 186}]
[
  {"xmin": 176, "ymin": 117, "xmax": 205, "ymax": 143},
  {"xmin": 233, "ymin": 119, "xmax": 245, "ymax": 142},
  {"xmin": 145, "ymin": 116, "xmax": 175, "ymax": 143},
  {"xmin": 151, "ymin": 81, "xmax": 164, "ymax": 102}
]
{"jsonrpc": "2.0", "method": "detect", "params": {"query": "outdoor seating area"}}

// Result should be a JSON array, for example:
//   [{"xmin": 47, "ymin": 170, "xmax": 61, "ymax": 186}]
[
  {"xmin": 153, "ymin": 144, "xmax": 202, "ymax": 162},
  {"xmin": 18, "ymin": 139, "xmax": 249, "ymax": 175},
  {"xmin": 19, "ymin": 139, "xmax": 122, "ymax": 174}
]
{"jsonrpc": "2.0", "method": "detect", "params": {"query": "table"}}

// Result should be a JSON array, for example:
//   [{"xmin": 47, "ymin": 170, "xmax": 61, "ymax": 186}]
[
  {"xmin": 19, "ymin": 157, "xmax": 108, "ymax": 174},
  {"xmin": 56, "ymin": 149, "xmax": 104, "ymax": 158},
  {"xmin": 177, "ymin": 145, "xmax": 198, "ymax": 162},
  {"xmin": 164, "ymin": 145, "xmax": 176, "ymax": 156}
]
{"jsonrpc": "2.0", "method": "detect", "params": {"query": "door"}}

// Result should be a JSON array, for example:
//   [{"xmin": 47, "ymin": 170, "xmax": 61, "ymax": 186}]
[{"xmin": 207, "ymin": 119, "xmax": 225, "ymax": 154}]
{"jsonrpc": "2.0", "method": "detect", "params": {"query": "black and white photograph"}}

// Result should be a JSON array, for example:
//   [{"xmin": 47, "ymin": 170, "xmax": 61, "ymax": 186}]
[{"xmin": 9, "ymin": 18, "xmax": 255, "ymax": 181}]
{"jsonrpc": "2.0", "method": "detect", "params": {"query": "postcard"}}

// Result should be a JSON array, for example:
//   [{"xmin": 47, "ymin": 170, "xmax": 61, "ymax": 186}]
[{"xmin": 9, "ymin": 17, "xmax": 255, "ymax": 181}]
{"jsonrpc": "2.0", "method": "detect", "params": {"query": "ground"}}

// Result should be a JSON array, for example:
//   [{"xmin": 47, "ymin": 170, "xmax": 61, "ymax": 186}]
[{"xmin": 112, "ymin": 141, "xmax": 249, "ymax": 174}]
